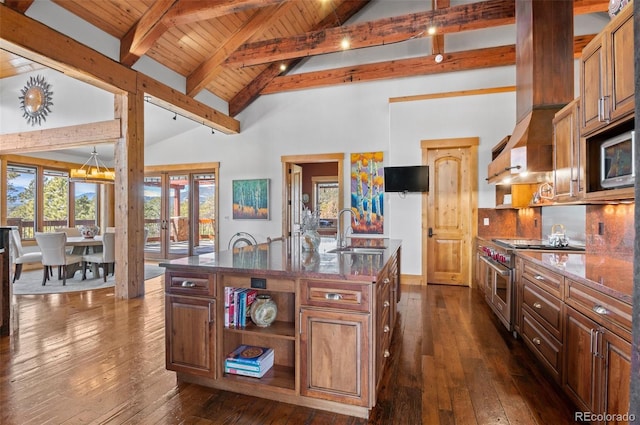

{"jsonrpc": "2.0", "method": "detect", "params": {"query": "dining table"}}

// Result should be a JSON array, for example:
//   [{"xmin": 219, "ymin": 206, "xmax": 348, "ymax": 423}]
[{"xmin": 65, "ymin": 235, "xmax": 104, "ymax": 278}]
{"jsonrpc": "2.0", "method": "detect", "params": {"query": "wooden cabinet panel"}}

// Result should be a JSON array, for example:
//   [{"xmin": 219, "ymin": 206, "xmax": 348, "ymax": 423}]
[
  {"xmin": 521, "ymin": 260, "xmax": 564, "ymax": 298},
  {"xmin": 300, "ymin": 308, "xmax": 370, "ymax": 407},
  {"xmin": 564, "ymin": 306, "xmax": 598, "ymax": 413},
  {"xmin": 599, "ymin": 330, "xmax": 631, "ymax": 423},
  {"xmin": 165, "ymin": 295, "xmax": 216, "ymax": 378},
  {"xmin": 522, "ymin": 310, "xmax": 562, "ymax": 381},
  {"xmin": 166, "ymin": 271, "xmax": 215, "ymax": 297},
  {"xmin": 522, "ymin": 280, "xmax": 563, "ymax": 340},
  {"xmin": 580, "ymin": 5, "xmax": 634, "ymax": 136},
  {"xmin": 300, "ymin": 280, "xmax": 371, "ymax": 312},
  {"xmin": 553, "ymin": 99, "xmax": 582, "ymax": 201}
]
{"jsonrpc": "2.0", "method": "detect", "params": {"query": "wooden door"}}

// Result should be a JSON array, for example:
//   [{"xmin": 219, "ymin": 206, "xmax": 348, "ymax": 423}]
[
  {"xmin": 422, "ymin": 138, "xmax": 477, "ymax": 286},
  {"xmin": 290, "ymin": 164, "xmax": 303, "ymax": 237},
  {"xmin": 300, "ymin": 308, "xmax": 370, "ymax": 406},
  {"xmin": 580, "ymin": 33, "xmax": 606, "ymax": 135},
  {"xmin": 598, "ymin": 330, "xmax": 631, "ymax": 424},
  {"xmin": 165, "ymin": 295, "xmax": 216, "ymax": 378},
  {"xmin": 564, "ymin": 306, "xmax": 598, "ymax": 413}
]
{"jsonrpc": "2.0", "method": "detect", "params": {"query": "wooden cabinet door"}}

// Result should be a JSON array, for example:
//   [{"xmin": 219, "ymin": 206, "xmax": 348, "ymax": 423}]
[
  {"xmin": 553, "ymin": 100, "xmax": 581, "ymax": 200},
  {"xmin": 165, "ymin": 295, "xmax": 216, "ymax": 378},
  {"xmin": 598, "ymin": 330, "xmax": 632, "ymax": 425},
  {"xmin": 580, "ymin": 34, "xmax": 606, "ymax": 135},
  {"xmin": 300, "ymin": 308, "xmax": 370, "ymax": 407},
  {"xmin": 607, "ymin": 5, "xmax": 634, "ymax": 123},
  {"xmin": 564, "ymin": 307, "xmax": 598, "ymax": 413}
]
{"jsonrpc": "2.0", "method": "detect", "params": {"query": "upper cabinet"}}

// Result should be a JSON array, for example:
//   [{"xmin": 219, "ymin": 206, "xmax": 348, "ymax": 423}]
[
  {"xmin": 553, "ymin": 99, "xmax": 583, "ymax": 202},
  {"xmin": 580, "ymin": 5, "xmax": 634, "ymax": 137}
]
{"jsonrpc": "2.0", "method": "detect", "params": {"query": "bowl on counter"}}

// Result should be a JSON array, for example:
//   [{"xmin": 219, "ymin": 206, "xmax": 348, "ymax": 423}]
[{"xmin": 79, "ymin": 225, "xmax": 100, "ymax": 239}]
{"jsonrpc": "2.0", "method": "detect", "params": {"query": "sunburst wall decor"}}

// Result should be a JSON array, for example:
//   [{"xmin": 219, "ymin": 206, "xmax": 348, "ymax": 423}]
[{"xmin": 19, "ymin": 75, "xmax": 54, "ymax": 126}]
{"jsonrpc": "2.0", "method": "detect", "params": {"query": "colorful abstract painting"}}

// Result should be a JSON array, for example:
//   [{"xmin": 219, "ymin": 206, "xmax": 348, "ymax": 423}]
[
  {"xmin": 232, "ymin": 179, "xmax": 269, "ymax": 220},
  {"xmin": 350, "ymin": 152, "xmax": 384, "ymax": 234}
]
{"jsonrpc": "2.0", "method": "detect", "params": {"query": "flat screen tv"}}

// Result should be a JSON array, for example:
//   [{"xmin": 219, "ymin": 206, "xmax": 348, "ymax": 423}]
[{"xmin": 383, "ymin": 165, "xmax": 429, "ymax": 193}]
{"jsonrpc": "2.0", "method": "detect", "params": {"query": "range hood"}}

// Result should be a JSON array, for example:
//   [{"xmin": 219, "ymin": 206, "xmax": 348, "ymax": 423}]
[{"xmin": 488, "ymin": 0, "xmax": 574, "ymax": 184}]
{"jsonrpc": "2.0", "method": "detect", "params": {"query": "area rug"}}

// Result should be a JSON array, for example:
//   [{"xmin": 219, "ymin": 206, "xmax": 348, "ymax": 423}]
[{"xmin": 12, "ymin": 264, "xmax": 165, "ymax": 295}]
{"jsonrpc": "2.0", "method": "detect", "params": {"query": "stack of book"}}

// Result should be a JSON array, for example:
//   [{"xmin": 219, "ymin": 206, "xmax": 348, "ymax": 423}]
[
  {"xmin": 224, "ymin": 287, "xmax": 258, "ymax": 328},
  {"xmin": 224, "ymin": 344, "xmax": 274, "ymax": 378}
]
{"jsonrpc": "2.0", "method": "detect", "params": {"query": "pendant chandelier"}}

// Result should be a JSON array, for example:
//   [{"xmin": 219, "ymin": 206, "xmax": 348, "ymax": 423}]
[{"xmin": 69, "ymin": 147, "xmax": 115, "ymax": 184}]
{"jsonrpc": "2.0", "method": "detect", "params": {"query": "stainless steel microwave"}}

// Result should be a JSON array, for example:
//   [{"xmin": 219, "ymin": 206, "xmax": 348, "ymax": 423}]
[{"xmin": 601, "ymin": 130, "xmax": 635, "ymax": 188}]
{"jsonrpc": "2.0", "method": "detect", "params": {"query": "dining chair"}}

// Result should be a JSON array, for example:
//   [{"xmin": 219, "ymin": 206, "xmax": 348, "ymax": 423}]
[
  {"xmin": 35, "ymin": 232, "xmax": 84, "ymax": 286},
  {"xmin": 9, "ymin": 229, "xmax": 43, "ymax": 283},
  {"xmin": 82, "ymin": 232, "xmax": 115, "ymax": 282},
  {"xmin": 54, "ymin": 227, "xmax": 82, "ymax": 237}
]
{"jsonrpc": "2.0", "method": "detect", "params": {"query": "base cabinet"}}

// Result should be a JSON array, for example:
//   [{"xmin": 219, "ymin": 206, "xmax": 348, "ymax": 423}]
[
  {"xmin": 166, "ymin": 295, "xmax": 216, "ymax": 377},
  {"xmin": 300, "ymin": 308, "xmax": 370, "ymax": 406}
]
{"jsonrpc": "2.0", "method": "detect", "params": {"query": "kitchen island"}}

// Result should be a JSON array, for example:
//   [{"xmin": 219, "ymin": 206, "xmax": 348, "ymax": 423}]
[{"xmin": 160, "ymin": 237, "xmax": 401, "ymax": 419}]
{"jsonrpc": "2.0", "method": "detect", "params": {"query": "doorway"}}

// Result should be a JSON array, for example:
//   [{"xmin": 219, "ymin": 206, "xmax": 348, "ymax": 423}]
[
  {"xmin": 281, "ymin": 154, "xmax": 345, "ymax": 239},
  {"xmin": 421, "ymin": 138, "xmax": 478, "ymax": 286},
  {"xmin": 143, "ymin": 164, "xmax": 218, "ymax": 260}
]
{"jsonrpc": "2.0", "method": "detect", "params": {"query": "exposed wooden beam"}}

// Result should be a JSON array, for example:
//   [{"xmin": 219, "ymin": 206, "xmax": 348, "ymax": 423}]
[
  {"xmin": 0, "ymin": 120, "xmax": 122, "ymax": 154},
  {"xmin": 225, "ymin": 0, "xmax": 515, "ymax": 67},
  {"xmin": 228, "ymin": 0, "xmax": 370, "ymax": 117},
  {"xmin": 261, "ymin": 35, "xmax": 594, "ymax": 95},
  {"xmin": 140, "ymin": 75, "xmax": 240, "ymax": 134},
  {"xmin": 3, "ymin": 0, "xmax": 34, "ymax": 14},
  {"xmin": 120, "ymin": 0, "xmax": 177, "ymax": 67},
  {"xmin": 186, "ymin": 2, "xmax": 293, "ymax": 97},
  {"xmin": 164, "ymin": 0, "xmax": 286, "ymax": 26}
]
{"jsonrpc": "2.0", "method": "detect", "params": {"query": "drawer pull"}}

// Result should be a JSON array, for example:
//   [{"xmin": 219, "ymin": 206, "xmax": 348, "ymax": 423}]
[
  {"xmin": 532, "ymin": 337, "xmax": 542, "ymax": 346},
  {"xmin": 384, "ymin": 325, "xmax": 390, "ymax": 333},
  {"xmin": 383, "ymin": 350, "xmax": 390, "ymax": 358},
  {"xmin": 593, "ymin": 305, "xmax": 609, "ymax": 315},
  {"xmin": 181, "ymin": 281, "xmax": 197, "ymax": 288},
  {"xmin": 325, "ymin": 293, "xmax": 343, "ymax": 300},
  {"xmin": 533, "ymin": 302, "xmax": 542, "ymax": 309},
  {"xmin": 383, "ymin": 301, "xmax": 390, "ymax": 307},
  {"xmin": 534, "ymin": 275, "xmax": 545, "ymax": 281}
]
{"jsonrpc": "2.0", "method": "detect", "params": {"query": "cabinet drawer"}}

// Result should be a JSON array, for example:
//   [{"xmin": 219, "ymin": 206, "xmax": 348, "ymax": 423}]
[
  {"xmin": 522, "ymin": 310, "xmax": 562, "ymax": 381},
  {"xmin": 166, "ymin": 271, "xmax": 215, "ymax": 297},
  {"xmin": 521, "ymin": 260, "xmax": 564, "ymax": 298},
  {"xmin": 566, "ymin": 278, "xmax": 632, "ymax": 336},
  {"xmin": 522, "ymin": 281, "xmax": 563, "ymax": 340},
  {"xmin": 300, "ymin": 280, "xmax": 371, "ymax": 312},
  {"xmin": 221, "ymin": 274, "xmax": 295, "ymax": 292}
]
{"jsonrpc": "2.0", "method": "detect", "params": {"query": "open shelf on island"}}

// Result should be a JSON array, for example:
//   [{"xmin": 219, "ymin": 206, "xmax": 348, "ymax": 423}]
[{"xmin": 222, "ymin": 364, "xmax": 295, "ymax": 391}]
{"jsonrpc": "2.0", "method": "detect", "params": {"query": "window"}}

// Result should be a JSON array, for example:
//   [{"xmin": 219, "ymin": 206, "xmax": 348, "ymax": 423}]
[
  {"xmin": 6, "ymin": 165, "xmax": 37, "ymax": 238},
  {"xmin": 43, "ymin": 169, "xmax": 69, "ymax": 231},
  {"xmin": 73, "ymin": 181, "xmax": 98, "ymax": 227},
  {"xmin": 313, "ymin": 176, "xmax": 339, "ymax": 220}
]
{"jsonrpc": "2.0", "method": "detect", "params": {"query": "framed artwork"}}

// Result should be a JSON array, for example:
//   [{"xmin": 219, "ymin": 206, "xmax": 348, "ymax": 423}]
[
  {"xmin": 350, "ymin": 152, "xmax": 384, "ymax": 234},
  {"xmin": 232, "ymin": 179, "xmax": 270, "ymax": 220}
]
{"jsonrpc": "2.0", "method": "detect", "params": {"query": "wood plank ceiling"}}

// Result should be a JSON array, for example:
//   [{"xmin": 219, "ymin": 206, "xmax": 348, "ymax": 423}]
[{"xmin": 1, "ymin": 0, "xmax": 609, "ymax": 119}]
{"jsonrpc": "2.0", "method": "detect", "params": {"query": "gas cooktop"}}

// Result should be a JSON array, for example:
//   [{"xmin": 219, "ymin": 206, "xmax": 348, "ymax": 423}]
[{"xmin": 492, "ymin": 238, "xmax": 585, "ymax": 251}]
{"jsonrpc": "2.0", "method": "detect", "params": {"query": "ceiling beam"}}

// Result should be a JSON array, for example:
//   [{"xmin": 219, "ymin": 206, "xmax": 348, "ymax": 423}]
[
  {"xmin": 225, "ymin": 0, "xmax": 516, "ymax": 67},
  {"xmin": 261, "ymin": 35, "xmax": 594, "ymax": 95},
  {"xmin": 3, "ymin": 0, "xmax": 34, "ymax": 14},
  {"xmin": 186, "ymin": 2, "xmax": 294, "ymax": 97},
  {"xmin": 164, "ymin": 0, "xmax": 286, "ymax": 26},
  {"xmin": 228, "ymin": 0, "xmax": 370, "ymax": 117},
  {"xmin": 0, "ymin": 120, "xmax": 121, "ymax": 154}
]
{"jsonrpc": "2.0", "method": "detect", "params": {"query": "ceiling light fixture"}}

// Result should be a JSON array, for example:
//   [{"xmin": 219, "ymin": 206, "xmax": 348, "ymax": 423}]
[
  {"xmin": 341, "ymin": 37, "xmax": 350, "ymax": 50},
  {"xmin": 427, "ymin": 26, "xmax": 436, "ymax": 35},
  {"xmin": 279, "ymin": 63, "xmax": 287, "ymax": 72},
  {"xmin": 173, "ymin": 113, "xmax": 177, "ymax": 120},
  {"xmin": 69, "ymin": 147, "xmax": 115, "ymax": 184},
  {"xmin": 434, "ymin": 53, "xmax": 443, "ymax": 63}
]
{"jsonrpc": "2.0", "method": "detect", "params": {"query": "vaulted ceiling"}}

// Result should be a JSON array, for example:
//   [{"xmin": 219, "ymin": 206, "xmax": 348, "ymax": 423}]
[{"xmin": 1, "ymin": 0, "xmax": 610, "ymax": 122}]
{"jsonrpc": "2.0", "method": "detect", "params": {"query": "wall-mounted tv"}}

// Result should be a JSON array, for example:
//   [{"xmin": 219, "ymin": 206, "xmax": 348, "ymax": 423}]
[{"xmin": 383, "ymin": 165, "xmax": 429, "ymax": 193}]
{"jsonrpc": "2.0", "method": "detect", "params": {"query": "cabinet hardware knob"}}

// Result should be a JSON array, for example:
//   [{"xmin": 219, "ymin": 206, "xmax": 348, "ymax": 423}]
[
  {"xmin": 325, "ymin": 293, "xmax": 343, "ymax": 300},
  {"xmin": 533, "ymin": 302, "xmax": 542, "ymax": 309},
  {"xmin": 593, "ymin": 305, "xmax": 608, "ymax": 315},
  {"xmin": 384, "ymin": 325, "xmax": 390, "ymax": 333},
  {"xmin": 384, "ymin": 350, "xmax": 390, "ymax": 358},
  {"xmin": 383, "ymin": 301, "xmax": 390, "ymax": 307},
  {"xmin": 534, "ymin": 275, "xmax": 544, "ymax": 281},
  {"xmin": 532, "ymin": 337, "xmax": 541, "ymax": 345},
  {"xmin": 181, "ymin": 281, "xmax": 196, "ymax": 288}
]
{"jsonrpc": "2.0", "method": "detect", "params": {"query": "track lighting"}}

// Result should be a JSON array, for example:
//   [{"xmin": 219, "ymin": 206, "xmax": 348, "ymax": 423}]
[
  {"xmin": 144, "ymin": 97, "xmax": 216, "ymax": 136},
  {"xmin": 173, "ymin": 113, "xmax": 177, "ymax": 120}
]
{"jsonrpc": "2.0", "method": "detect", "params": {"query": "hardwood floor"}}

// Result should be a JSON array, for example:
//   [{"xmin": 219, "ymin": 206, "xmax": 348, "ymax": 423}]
[{"xmin": 0, "ymin": 278, "xmax": 580, "ymax": 424}]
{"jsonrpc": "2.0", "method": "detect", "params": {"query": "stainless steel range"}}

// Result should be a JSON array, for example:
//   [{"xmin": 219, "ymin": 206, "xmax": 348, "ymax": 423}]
[{"xmin": 478, "ymin": 238, "xmax": 585, "ymax": 334}]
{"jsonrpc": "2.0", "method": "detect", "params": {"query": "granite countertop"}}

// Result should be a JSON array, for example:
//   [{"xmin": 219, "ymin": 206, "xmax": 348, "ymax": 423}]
[
  {"xmin": 516, "ymin": 251, "xmax": 633, "ymax": 304},
  {"xmin": 161, "ymin": 237, "xmax": 402, "ymax": 282}
]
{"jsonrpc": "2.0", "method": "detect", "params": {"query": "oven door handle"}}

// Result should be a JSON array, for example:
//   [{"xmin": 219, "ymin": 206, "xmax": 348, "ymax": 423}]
[{"xmin": 480, "ymin": 256, "xmax": 511, "ymax": 276}]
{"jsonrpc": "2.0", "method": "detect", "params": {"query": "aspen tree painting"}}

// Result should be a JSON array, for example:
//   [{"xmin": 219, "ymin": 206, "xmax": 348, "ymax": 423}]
[
  {"xmin": 232, "ymin": 179, "xmax": 269, "ymax": 220},
  {"xmin": 350, "ymin": 152, "xmax": 384, "ymax": 234}
]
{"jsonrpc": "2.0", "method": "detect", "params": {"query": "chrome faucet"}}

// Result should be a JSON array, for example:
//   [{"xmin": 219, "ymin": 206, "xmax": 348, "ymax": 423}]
[{"xmin": 336, "ymin": 208, "xmax": 354, "ymax": 248}]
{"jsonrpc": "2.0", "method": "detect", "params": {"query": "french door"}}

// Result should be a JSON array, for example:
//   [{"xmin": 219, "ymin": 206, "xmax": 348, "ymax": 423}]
[{"xmin": 144, "ymin": 170, "xmax": 217, "ymax": 260}]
